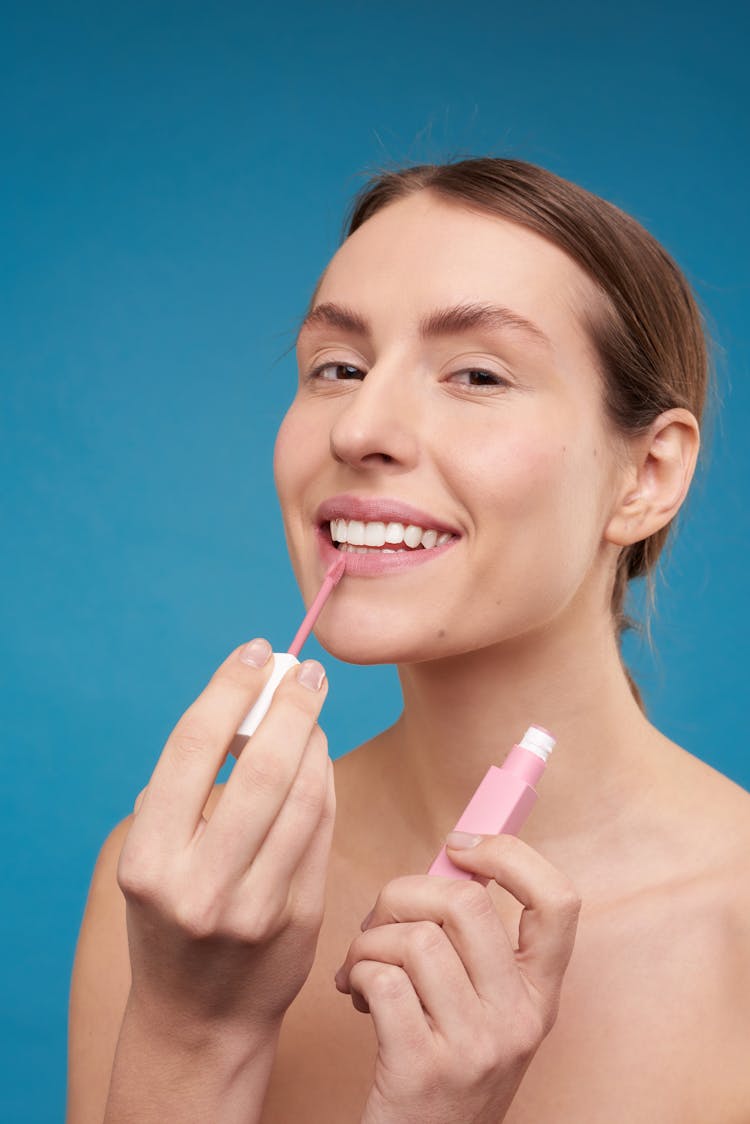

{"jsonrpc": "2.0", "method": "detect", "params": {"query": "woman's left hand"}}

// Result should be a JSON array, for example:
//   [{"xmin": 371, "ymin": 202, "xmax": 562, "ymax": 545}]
[{"xmin": 334, "ymin": 833, "xmax": 581, "ymax": 1124}]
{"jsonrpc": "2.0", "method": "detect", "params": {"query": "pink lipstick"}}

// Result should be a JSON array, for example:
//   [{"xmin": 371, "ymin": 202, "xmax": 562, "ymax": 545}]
[{"xmin": 427, "ymin": 725, "xmax": 555, "ymax": 885}]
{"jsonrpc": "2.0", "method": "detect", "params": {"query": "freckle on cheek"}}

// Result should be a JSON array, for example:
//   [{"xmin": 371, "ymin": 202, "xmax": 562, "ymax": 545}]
[{"xmin": 437, "ymin": 629, "xmax": 445, "ymax": 639}]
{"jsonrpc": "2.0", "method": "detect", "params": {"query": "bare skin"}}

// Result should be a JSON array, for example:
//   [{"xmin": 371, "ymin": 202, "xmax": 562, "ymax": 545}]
[
  {"xmin": 69, "ymin": 191, "xmax": 750, "ymax": 1120},
  {"xmin": 70, "ymin": 734, "xmax": 750, "ymax": 1123}
]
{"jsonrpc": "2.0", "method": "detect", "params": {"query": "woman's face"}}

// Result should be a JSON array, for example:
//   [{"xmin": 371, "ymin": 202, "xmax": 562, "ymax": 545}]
[{"xmin": 274, "ymin": 191, "xmax": 626, "ymax": 664}]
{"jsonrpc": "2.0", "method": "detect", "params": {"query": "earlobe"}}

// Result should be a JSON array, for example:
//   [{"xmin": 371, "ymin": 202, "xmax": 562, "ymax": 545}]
[{"xmin": 603, "ymin": 408, "xmax": 700, "ymax": 549}]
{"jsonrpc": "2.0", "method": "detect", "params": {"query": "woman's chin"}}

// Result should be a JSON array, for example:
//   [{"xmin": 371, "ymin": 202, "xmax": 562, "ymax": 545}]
[{"xmin": 315, "ymin": 632, "xmax": 449, "ymax": 666}]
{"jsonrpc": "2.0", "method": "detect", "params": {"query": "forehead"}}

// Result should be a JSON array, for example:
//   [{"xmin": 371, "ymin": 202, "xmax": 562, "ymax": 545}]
[{"xmin": 310, "ymin": 192, "xmax": 597, "ymax": 354}]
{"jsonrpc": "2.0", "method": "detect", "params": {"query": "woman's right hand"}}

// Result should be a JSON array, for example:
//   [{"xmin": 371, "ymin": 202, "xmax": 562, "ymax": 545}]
[{"xmin": 116, "ymin": 638, "xmax": 336, "ymax": 1048}]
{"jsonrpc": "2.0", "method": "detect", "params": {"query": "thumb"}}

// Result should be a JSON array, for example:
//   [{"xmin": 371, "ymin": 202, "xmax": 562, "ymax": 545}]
[{"xmin": 444, "ymin": 831, "xmax": 494, "ymax": 886}]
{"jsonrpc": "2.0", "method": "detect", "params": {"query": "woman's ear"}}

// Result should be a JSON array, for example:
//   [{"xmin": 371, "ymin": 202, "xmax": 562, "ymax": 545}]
[{"xmin": 604, "ymin": 408, "xmax": 701, "ymax": 548}]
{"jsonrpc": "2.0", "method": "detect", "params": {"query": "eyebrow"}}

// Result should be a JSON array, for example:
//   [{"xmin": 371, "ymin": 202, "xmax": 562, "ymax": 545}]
[{"xmin": 295, "ymin": 300, "xmax": 552, "ymax": 351}]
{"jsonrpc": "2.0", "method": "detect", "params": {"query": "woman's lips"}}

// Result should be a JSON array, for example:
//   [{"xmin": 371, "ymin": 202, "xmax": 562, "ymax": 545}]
[{"xmin": 314, "ymin": 523, "xmax": 459, "ymax": 576}]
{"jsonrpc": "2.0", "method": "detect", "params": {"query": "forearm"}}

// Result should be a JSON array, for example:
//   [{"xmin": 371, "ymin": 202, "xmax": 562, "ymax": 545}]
[{"xmin": 103, "ymin": 994, "xmax": 282, "ymax": 1124}]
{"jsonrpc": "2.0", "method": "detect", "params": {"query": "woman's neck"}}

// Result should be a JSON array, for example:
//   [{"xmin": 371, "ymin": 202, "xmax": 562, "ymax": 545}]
[{"xmin": 344, "ymin": 611, "xmax": 668, "ymax": 888}]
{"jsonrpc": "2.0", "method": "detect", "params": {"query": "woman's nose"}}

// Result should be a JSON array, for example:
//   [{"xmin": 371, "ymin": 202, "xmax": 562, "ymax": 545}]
[{"xmin": 328, "ymin": 365, "xmax": 421, "ymax": 471}]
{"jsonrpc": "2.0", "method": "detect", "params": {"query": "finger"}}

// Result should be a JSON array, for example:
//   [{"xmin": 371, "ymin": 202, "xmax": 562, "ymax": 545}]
[
  {"xmin": 134, "ymin": 641, "xmax": 277, "ymax": 845},
  {"xmin": 351, "ymin": 875, "xmax": 524, "ymax": 1007},
  {"xmin": 347, "ymin": 959, "xmax": 431, "ymax": 1066},
  {"xmin": 286, "ymin": 753, "xmax": 337, "ymax": 924},
  {"xmin": 445, "ymin": 835, "xmax": 582, "ymax": 999},
  {"xmin": 337, "ymin": 920, "xmax": 480, "ymax": 1030},
  {"xmin": 197, "ymin": 660, "xmax": 329, "ymax": 882},
  {"xmin": 215, "ymin": 745, "xmax": 336, "ymax": 937}
]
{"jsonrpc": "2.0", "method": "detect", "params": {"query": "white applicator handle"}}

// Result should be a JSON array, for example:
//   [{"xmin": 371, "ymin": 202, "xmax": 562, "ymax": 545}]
[{"xmin": 235, "ymin": 652, "xmax": 300, "ymax": 737}]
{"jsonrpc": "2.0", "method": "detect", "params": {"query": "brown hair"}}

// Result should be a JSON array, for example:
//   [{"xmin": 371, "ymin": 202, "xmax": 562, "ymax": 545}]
[{"xmin": 301, "ymin": 157, "xmax": 719, "ymax": 715}]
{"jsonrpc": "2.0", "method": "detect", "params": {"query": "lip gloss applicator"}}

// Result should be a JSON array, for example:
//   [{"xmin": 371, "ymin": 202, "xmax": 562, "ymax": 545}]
[
  {"xmin": 427, "ymin": 725, "xmax": 555, "ymax": 886},
  {"xmin": 234, "ymin": 554, "xmax": 346, "ymax": 742}
]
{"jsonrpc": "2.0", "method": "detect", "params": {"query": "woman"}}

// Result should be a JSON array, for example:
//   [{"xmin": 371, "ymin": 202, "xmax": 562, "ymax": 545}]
[{"xmin": 68, "ymin": 158, "xmax": 750, "ymax": 1123}]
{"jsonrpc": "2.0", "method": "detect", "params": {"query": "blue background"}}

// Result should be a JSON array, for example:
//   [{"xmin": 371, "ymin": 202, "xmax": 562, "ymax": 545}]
[{"xmin": 2, "ymin": 1, "xmax": 748, "ymax": 1118}]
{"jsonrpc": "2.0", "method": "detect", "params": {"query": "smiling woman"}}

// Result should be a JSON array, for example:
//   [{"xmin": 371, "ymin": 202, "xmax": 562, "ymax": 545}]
[{"xmin": 68, "ymin": 158, "xmax": 750, "ymax": 1124}]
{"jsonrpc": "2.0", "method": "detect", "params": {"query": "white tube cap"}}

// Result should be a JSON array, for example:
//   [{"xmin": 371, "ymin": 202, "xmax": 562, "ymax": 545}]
[{"xmin": 519, "ymin": 725, "xmax": 556, "ymax": 762}]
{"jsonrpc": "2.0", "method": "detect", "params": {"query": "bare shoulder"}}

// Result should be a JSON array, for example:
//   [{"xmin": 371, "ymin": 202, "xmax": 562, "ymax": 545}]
[
  {"xmin": 540, "ymin": 744, "xmax": 750, "ymax": 1122},
  {"xmin": 658, "ymin": 741, "xmax": 750, "ymax": 1102},
  {"xmin": 688, "ymin": 755, "xmax": 750, "ymax": 967},
  {"xmin": 667, "ymin": 739, "xmax": 750, "ymax": 868}
]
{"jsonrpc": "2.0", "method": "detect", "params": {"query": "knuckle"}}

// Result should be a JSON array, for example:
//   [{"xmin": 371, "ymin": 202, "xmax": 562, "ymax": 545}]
[
  {"xmin": 364, "ymin": 962, "xmax": 410, "ymax": 1002},
  {"xmin": 550, "ymin": 879, "xmax": 583, "ymax": 916},
  {"xmin": 116, "ymin": 857, "xmax": 151, "ymax": 900},
  {"xmin": 513, "ymin": 1005, "xmax": 547, "ymax": 1058},
  {"xmin": 232, "ymin": 892, "xmax": 285, "ymax": 943},
  {"xmin": 241, "ymin": 752, "xmax": 286, "ymax": 795},
  {"xmin": 288, "ymin": 898, "xmax": 325, "ymax": 937},
  {"xmin": 410, "ymin": 920, "xmax": 445, "ymax": 955},
  {"xmin": 116, "ymin": 841, "xmax": 160, "ymax": 901},
  {"xmin": 289, "ymin": 767, "xmax": 327, "ymax": 812},
  {"xmin": 471, "ymin": 1031, "xmax": 502, "ymax": 1079},
  {"xmin": 377, "ymin": 873, "xmax": 414, "ymax": 912},
  {"xmin": 492, "ymin": 832, "xmax": 517, "ymax": 855},
  {"xmin": 170, "ymin": 726, "xmax": 211, "ymax": 761},
  {"xmin": 450, "ymin": 880, "xmax": 493, "ymax": 920},
  {"xmin": 174, "ymin": 893, "xmax": 223, "ymax": 940}
]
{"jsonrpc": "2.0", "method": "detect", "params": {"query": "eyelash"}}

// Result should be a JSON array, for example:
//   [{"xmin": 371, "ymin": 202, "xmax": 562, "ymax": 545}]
[{"xmin": 304, "ymin": 361, "xmax": 510, "ymax": 391}]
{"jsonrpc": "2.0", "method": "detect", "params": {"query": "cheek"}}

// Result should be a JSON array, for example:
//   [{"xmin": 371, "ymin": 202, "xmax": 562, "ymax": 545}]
[
  {"xmin": 455, "ymin": 422, "xmax": 568, "ymax": 521},
  {"xmin": 458, "ymin": 423, "xmax": 602, "ymax": 583},
  {"xmin": 273, "ymin": 403, "xmax": 307, "ymax": 503}
]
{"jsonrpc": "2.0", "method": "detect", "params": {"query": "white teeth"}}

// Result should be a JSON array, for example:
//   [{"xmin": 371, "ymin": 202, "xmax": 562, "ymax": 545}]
[
  {"xmin": 329, "ymin": 517, "xmax": 456, "ymax": 550},
  {"xmin": 364, "ymin": 521, "xmax": 386, "ymax": 547},
  {"xmin": 347, "ymin": 520, "xmax": 365, "ymax": 546}
]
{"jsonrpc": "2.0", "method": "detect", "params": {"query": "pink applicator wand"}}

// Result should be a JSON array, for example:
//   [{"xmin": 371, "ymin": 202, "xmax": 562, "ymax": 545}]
[
  {"xmin": 235, "ymin": 555, "xmax": 346, "ymax": 739},
  {"xmin": 427, "ymin": 725, "xmax": 555, "ymax": 885}
]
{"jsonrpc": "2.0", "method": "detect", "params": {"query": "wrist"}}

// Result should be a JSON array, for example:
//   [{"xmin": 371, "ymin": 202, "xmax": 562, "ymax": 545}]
[
  {"xmin": 124, "ymin": 986, "xmax": 283, "ymax": 1060},
  {"xmin": 106, "ymin": 994, "xmax": 283, "ymax": 1124}
]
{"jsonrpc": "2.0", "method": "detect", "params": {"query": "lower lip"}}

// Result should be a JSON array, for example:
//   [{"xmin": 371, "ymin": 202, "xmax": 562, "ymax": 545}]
[{"xmin": 315, "ymin": 524, "xmax": 460, "ymax": 576}]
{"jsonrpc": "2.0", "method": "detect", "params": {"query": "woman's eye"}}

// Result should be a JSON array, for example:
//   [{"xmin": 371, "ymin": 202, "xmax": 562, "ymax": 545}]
[
  {"xmin": 307, "ymin": 362, "xmax": 364, "ymax": 382},
  {"xmin": 449, "ymin": 368, "xmax": 509, "ymax": 389}
]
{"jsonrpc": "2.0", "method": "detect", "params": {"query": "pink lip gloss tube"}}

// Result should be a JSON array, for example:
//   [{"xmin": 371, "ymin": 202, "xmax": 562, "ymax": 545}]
[{"xmin": 427, "ymin": 725, "xmax": 555, "ymax": 884}]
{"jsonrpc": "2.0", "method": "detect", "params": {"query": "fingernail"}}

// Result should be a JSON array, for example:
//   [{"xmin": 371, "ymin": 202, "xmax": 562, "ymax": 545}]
[
  {"xmin": 297, "ymin": 660, "xmax": 326, "ymax": 691},
  {"xmin": 446, "ymin": 831, "xmax": 482, "ymax": 849},
  {"xmin": 360, "ymin": 908, "xmax": 375, "ymax": 931},
  {"xmin": 240, "ymin": 638, "xmax": 272, "ymax": 667}
]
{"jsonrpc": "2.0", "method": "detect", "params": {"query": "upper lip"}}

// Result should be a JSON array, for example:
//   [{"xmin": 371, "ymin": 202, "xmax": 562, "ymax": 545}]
[{"xmin": 314, "ymin": 493, "xmax": 461, "ymax": 535}]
